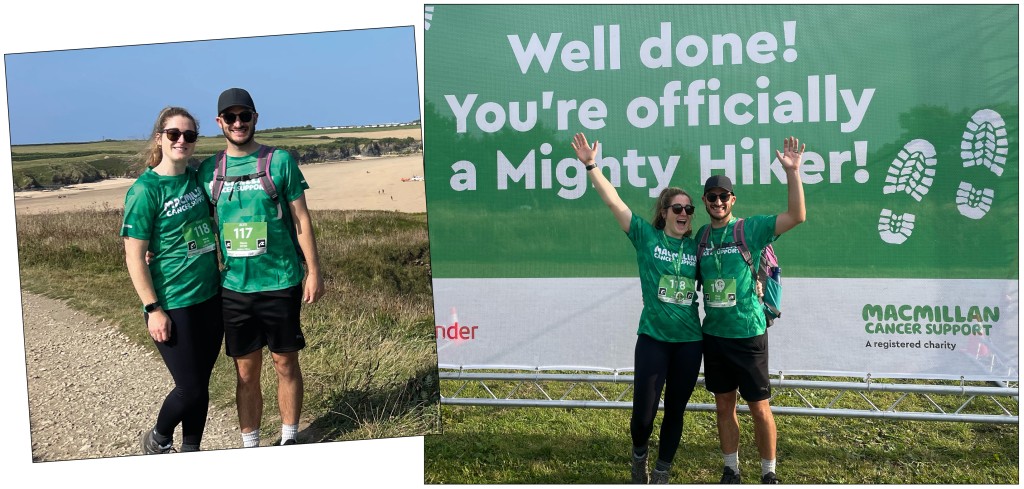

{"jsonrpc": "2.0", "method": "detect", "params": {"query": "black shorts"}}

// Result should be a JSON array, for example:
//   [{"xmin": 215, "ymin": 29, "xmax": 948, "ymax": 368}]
[
  {"xmin": 222, "ymin": 285, "xmax": 305, "ymax": 357},
  {"xmin": 702, "ymin": 332, "xmax": 771, "ymax": 402}
]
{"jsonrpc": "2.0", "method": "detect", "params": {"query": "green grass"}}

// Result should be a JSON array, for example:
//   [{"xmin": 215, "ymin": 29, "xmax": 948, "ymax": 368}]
[
  {"xmin": 424, "ymin": 375, "xmax": 1019, "ymax": 484},
  {"xmin": 16, "ymin": 207, "xmax": 440, "ymax": 443}
]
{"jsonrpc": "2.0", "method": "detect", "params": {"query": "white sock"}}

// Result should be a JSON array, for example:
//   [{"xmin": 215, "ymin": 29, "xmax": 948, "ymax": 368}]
[
  {"xmin": 241, "ymin": 429, "xmax": 260, "ymax": 448},
  {"xmin": 723, "ymin": 452, "xmax": 739, "ymax": 472},
  {"xmin": 281, "ymin": 424, "xmax": 298, "ymax": 445},
  {"xmin": 761, "ymin": 458, "xmax": 777, "ymax": 476}
]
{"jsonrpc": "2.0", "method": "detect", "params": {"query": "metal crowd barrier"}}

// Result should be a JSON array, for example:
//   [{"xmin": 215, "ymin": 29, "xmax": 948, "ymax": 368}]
[{"xmin": 439, "ymin": 370, "xmax": 1018, "ymax": 424}]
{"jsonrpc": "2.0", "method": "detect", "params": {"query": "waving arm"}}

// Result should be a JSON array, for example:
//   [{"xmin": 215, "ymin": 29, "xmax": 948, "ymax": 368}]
[
  {"xmin": 572, "ymin": 133, "xmax": 631, "ymax": 233},
  {"xmin": 774, "ymin": 136, "xmax": 807, "ymax": 236}
]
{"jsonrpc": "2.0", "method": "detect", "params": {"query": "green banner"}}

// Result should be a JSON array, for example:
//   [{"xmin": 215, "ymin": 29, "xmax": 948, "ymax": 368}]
[{"xmin": 425, "ymin": 4, "xmax": 1018, "ymax": 279}]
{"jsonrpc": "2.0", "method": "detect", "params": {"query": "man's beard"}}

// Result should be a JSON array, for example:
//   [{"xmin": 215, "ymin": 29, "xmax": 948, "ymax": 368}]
[{"xmin": 223, "ymin": 123, "xmax": 255, "ymax": 146}]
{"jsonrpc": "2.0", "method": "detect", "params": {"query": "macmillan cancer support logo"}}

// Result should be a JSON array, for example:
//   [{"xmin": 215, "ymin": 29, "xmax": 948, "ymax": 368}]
[{"xmin": 862, "ymin": 303, "xmax": 999, "ymax": 336}]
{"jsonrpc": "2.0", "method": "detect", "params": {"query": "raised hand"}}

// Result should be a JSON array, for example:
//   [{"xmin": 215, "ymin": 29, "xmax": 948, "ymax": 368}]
[
  {"xmin": 775, "ymin": 136, "xmax": 805, "ymax": 172},
  {"xmin": 571, "ymin": 132, "xmax": 599, "ymax": 165}
]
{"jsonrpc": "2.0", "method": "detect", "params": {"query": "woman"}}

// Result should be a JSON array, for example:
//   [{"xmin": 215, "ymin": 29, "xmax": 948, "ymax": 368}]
[
  {"xmin": 121, "ymin": 107, "xmax": 222, "ymax": 453},
  {"xmin": 572, "ymin": 133, "xmax": 703, "ymax": 484}
]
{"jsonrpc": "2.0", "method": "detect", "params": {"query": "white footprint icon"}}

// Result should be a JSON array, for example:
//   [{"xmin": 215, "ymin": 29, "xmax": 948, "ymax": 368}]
[
  {"xmin": 883, "ymin": 139, "xmax": 937, "ymax": 202},
  {"xmin": 878, "ymin": 209, "xmax": 916, "ymax": 245},
  {"xmin": 955, "ymin": 181, "xmax": 995, "ymax": 220},
  {"xmin": 961, "ymin": 109, "xmax": 1008, "ymax": 177}
]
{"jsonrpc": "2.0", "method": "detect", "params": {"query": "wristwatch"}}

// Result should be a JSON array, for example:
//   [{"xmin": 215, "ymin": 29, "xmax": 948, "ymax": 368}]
[
  {"xmin": 584, "ymin": 163, "xmax": 597, "ymax": 171},
  {"xmin": 144, "ymin": 302, "xmax": 162, "ymax": 313}
]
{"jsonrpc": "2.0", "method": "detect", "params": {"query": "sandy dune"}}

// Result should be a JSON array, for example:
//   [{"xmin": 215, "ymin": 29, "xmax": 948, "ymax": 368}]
[{"xmin": 13, "ymin": 155, "xmax": 426, "ymax": 215}]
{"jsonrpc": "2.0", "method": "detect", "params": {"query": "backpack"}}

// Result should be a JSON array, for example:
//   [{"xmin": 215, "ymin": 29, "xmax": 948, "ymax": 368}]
[
  {"xmin": 695, "ymin": 218, "xmax": 782, "ymax": 326},
  {"xmin": 211, "ymin": 145, "xmax": 279, "ymax": 205},
  {"xmin": 210, "ymin": 145, "xmax": 304, "ymax": 261}
]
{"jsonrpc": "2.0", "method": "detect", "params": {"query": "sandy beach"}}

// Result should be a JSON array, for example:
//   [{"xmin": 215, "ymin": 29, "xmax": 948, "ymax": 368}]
[{"xmin": 13, "ymin": 155, "xmax": 425, "ymax": 215}]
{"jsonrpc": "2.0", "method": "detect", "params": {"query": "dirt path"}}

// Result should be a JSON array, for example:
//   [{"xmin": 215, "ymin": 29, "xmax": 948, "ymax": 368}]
[{"xmin": 22, "ymin": 292, "xmax": 239, "ymax": 461}]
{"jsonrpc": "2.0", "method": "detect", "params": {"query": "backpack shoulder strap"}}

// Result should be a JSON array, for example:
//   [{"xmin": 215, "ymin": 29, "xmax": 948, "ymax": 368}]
[
  {"xmin": 694, "ymin": 224, "xmax": 713, "ymax": 290},
  {"xmin": 734, "ymin": 218, "xmax": 754, "ymax": 270},
  {"xmin": 734, "ymin": 218, "xmax": 761, "ymax": 301},
  {"xmin": 256, "ymin": 145, "xmax": 279, "ymax": 202},
  {"xmin": 210, "ymin": 150, "xmax": 227, "ymax": 205}
]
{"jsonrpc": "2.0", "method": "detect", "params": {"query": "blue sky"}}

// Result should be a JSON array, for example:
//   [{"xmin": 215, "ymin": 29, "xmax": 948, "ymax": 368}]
[{"xmin": 5, "ymin": 27, "xmax": 421, "ymax": 145}]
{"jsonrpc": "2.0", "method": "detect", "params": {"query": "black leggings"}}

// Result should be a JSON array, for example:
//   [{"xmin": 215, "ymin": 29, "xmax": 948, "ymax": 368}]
[
  {"xmin": 630, "ymin": 334, "xmax": 703, "ymax": 465},
  {"xmin": 149, "ymin": 295, "xmax": 223, "ymax": 447}
]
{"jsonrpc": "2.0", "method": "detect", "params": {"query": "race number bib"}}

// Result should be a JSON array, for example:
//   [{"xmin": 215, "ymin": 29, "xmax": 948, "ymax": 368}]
[
  {"xmin": 182, "ymin": 217, "xmax": 217, "ymax": 257},
  {"xmin": 223, "ymin": 221, "xmax": 268, "ymax": 257},
  {"xmin": 704, "ymin": 278, "xmax": 738, "ymax": 308},
  {"xmin": 657, "ymin": 275, "xmax": 696, "ymax": 305}
]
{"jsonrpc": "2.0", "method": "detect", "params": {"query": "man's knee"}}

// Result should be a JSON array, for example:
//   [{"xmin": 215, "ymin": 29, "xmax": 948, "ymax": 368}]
[
  {"xmin": 271, "ymin": 351, "xmax": 302, "ymax": 379},
  {"xmin": 234, "ymin": 351, "xmax": 263, "ymax": 386},
  {"xmin": 714, "ymin": 390, "xmax": 738, "ymax": 416},
  {"xmin": 747, "ymin": 399, "xmax": 773, "ymax": 421}
]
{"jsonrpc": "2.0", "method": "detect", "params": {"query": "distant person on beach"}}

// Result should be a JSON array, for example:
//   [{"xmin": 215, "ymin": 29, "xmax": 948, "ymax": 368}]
[
  {"xmin": 122, "ymin": 106, "xmax": 222, "ymax": 454},
  {"xmin": 197, "ymin": 88, "xmax": 325, "ymax": 447},
  {"xmin": 572, "ymin": 133, "xmax": 703, "ymax": 484}
]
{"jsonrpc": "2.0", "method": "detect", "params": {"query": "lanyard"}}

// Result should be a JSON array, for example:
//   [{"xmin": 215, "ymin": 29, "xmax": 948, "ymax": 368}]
[
  {"xmin": 712, "ymin": 218, "xmax": 736, "ymax": 278},
  {"xmin": 660, "ymin": 230, "xmax": 686, "ymax": 278}
]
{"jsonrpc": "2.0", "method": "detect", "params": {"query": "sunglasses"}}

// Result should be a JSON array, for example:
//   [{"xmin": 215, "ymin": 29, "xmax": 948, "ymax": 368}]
[
  {"xmin": 220, "ymin": 111, "xmax": 254, "ymax": 124},
  {"xmin": 161, "ymin": 128, "xmax": 198, "ymax": 143},
  {"xmin": 704, "ymin": 192, "xmax": 733, "ymax": 203},
  {"xmin": 664, "ymin": 203, "xmax": 695, "ymax": 215}
]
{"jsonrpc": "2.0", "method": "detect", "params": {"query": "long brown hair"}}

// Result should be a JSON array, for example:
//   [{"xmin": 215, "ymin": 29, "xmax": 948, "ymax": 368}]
[
  {"xmin": 652, "ymin": 186, "xmax": 693, "ymax": 237},
  {"xmin": 140, "ymin": 107, "xmax": 198, "ymax": 168}
]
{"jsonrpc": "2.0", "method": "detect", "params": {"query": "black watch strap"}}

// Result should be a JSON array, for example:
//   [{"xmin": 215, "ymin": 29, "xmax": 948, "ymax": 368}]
[
  {"xmin": 585, "ymin": 163, "xmax": 597, "ymax": 171},
  {"xmin": 144, "ymin": 302, "xmax": 162, "ymax": 313}
]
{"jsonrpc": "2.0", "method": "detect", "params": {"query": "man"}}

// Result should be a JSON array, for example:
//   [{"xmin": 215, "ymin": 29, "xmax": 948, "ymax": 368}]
[
  {"xmin": 199, "ymin": 87, "xmax": 325, "ymax": 447},
  {"xmin": 696, "ymin": 137, "xmax": 805, "ymax": 484}
]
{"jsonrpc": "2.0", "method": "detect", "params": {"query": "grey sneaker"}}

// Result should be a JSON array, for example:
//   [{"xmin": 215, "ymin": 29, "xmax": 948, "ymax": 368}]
[
  {"xmin": 761, "ymin": 472, "xmax": 781, "ymax": 484},
  {"xmin": 720, "ymin": 466, "xmax": 741, "ymax": 484},
  {"xmin": 140, "ymin": 429, "xmax": 174, "ymax": 455},
  {"xmin": 631, "ymin": 449, "xmax": 649, "ymax": 484},
  {"xmin": 650, "ymin": 467, "xmax": 670, "ymax": 484}
]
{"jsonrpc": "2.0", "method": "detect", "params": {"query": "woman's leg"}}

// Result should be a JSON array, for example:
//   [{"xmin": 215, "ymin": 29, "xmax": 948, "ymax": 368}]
[
  {"xmin": 656, "ymin": 340, "xmax": 703, "ymax": 464},
  {"xmin": 152, "ymin": 295, "xmax": 224, "ymax": 449},
  {"xmin": 630, "ymin": 334, "xmax": 670, "ymax": 449}
]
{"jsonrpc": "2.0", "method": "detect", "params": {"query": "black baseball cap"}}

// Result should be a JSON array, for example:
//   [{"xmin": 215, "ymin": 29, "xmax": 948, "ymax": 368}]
[
  {"xmin": 218, "ymin": 88, "xmax": 255, "ymax": 114},
  {"xmin": 703, "ymin": 175, "xmax": 734, "ymax": 194}
]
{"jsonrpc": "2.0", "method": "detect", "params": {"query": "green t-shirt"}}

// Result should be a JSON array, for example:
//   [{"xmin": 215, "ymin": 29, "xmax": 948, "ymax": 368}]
[
  {"xmin": 626, "ymin": 214, "xmax": 702, "ymax": 343},
  {"xmin": 697, "ymin": 214, "xmax": 777, "ymax": 339},
  {"xmin": 198, "ymin": 147, "xmax": 309, "ymax": 293},
  {"xmin": 120, "ymin": 167, "xmax": 220, "ymax": 310}
]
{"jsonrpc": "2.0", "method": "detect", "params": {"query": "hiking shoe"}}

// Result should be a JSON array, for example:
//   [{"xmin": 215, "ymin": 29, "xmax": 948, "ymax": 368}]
[
  {"xmin": 650, "ymin": 467, "xmax": 670, "ymax": 484},
  {"xmin": 631, "ymin": 449, "xmax": 649, "ymax": 484},
  {"xmin": 761, "ymin": 472, "xmax": 781, "ymax": 484},
  {"xmin": 720, "ymin": 466, "xmax": 741, "ymax": 484},
  {"xmin": 140, "ymin": 429, "xmax": 174, "ymax": 455}
]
